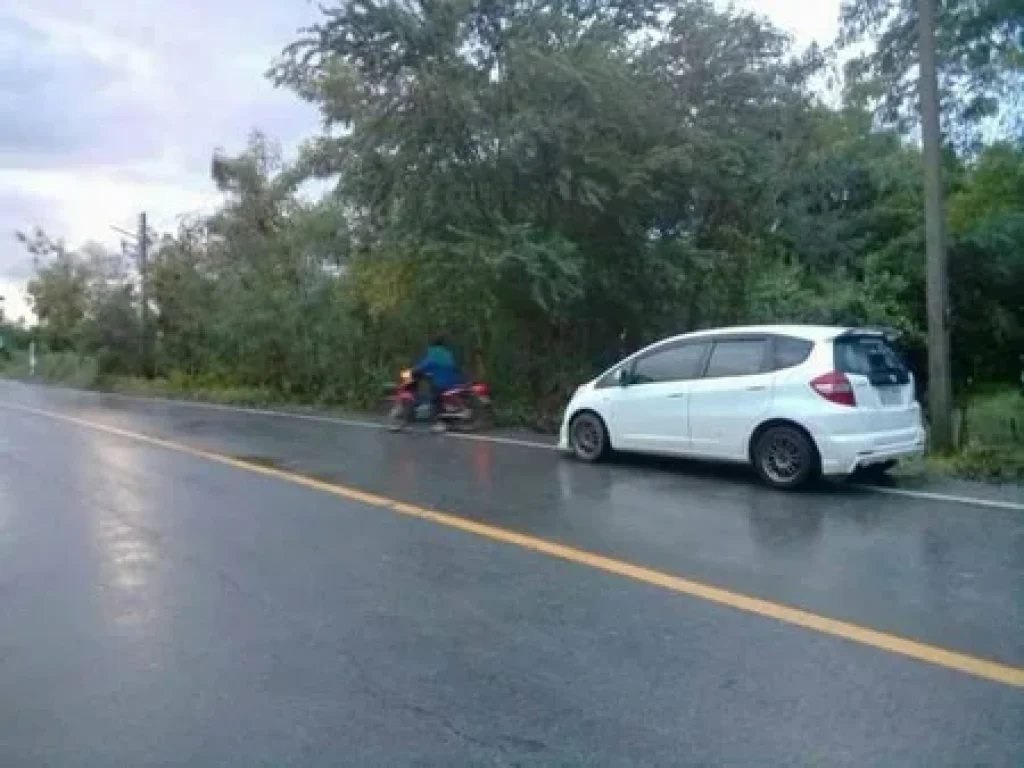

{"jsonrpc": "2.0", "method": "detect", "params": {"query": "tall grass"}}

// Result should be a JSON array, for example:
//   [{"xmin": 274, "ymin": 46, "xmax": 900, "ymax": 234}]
[{"xmin": 936, "ymin": 390, "xmax": 1024, "ymax": 481}]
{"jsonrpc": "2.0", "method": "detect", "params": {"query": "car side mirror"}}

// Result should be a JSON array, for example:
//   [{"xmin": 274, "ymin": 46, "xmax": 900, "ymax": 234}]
[{"xmin": 616, "ymin": 368, "xmax": 631, "ymax": 387}]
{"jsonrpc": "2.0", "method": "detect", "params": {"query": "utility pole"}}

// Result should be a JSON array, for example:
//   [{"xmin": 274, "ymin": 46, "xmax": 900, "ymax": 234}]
[
  {"xmin": 137, "ymin": 212, "xmax": 153, "ymax": 378},
  {"xmin": 918, "ymin": 0, "xmax": 953, "ymax": 451}
]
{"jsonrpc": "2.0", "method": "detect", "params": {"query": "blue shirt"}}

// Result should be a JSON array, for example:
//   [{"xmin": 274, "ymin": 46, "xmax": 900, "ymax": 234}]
[{"xmin": 414, "ymin": 345, "xmax": 462, "ymax": 389}]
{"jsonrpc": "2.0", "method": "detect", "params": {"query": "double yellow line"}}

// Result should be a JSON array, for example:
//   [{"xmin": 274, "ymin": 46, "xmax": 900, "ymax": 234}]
[{"xmin": 3, "ymin": 401, "xmax": 1022, "ymax": 688}]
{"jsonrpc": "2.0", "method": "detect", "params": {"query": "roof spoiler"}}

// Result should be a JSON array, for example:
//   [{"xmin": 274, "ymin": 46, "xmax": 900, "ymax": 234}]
[{"xmin": 835, "ymin": 326, "xmax": 903, "ymax": 342}]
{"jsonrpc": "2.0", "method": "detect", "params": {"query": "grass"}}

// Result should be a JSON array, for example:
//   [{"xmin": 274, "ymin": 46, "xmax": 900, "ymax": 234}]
[
  {"xmin": 0, "ymin": 349, "xmax": 99, "ymax": 389},
  {"xmin": 928, "ymin": 390, "xmax": 1024, "ymax": 482},
  {"xmin": 102, "ymin": 373, "xmax": 281, "ymax": 409}
]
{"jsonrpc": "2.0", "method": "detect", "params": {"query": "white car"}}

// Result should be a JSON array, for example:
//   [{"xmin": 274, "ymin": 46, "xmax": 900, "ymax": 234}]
[{"xmin": 558, "ymin": 325, "xmax": 927, "ymax": 489}]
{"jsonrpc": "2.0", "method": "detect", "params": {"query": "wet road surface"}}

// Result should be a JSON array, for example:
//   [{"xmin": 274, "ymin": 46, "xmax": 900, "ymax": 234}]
[{"xmin": 1, "ymin": 382, "xmax": 1022, "ymax": 765}]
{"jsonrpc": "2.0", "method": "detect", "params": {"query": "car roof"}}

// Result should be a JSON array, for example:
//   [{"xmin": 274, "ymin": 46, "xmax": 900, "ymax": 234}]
[{"xmin": 659, "ymin": 324, "xmax": 882, "ymax": 345}]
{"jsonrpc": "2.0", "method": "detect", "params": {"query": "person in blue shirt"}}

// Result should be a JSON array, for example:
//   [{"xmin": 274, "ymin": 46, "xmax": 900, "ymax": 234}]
[{"xmin": 411, "ymin": 336, "xmax": 464, "ymax": 430}]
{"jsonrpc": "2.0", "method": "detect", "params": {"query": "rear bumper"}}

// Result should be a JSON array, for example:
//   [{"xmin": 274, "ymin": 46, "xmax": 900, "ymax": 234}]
[{"xmin": 818, "ymin": 427, "xmax": 927, "ymax": 476}]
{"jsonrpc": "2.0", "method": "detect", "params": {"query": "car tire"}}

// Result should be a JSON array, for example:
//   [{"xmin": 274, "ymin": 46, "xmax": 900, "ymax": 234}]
[
  {"xmin": 753, "ymin": 425, "xmax": 818, "ymax": 490},
  {"xmin": 569, "ymin": 411, "xmax": 609, "ymax": 463}
]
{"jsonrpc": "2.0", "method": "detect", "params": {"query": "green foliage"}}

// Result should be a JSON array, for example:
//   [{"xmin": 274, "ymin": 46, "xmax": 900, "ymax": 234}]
[
  {"xmin": 928, "ymin": 390, "xmax": 1024, "ymax": 480},
  {"xmin": 946, "ymin": 143, "xmax": 1024, "ymax": 386},
  {"xmin": 21, "ymin": 229, "xmax": 93, "ymax": 352},
  {"xmin": 935, "ymin": 443, "xmax": 1024, "ymax": 482},
  {"xmin": 840, "ymin": 0, "xmax": 1024, "ymax": 146},
  {"xmin": 19, "ymin": 229, "xmax": 142, "ymax": 375},
  {"xmin": 1, "ymin": 350, "xmax": 100, "ymax": 389}
]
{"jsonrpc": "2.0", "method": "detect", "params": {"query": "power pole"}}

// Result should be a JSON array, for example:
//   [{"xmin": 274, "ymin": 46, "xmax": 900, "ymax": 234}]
[
  {"xmin": 138, "ymin": 212, "xmax": 153, "ymax": 378},
  {"xmin": 918, "ymin": 0, "xmax": 953, "ymax": 451}
]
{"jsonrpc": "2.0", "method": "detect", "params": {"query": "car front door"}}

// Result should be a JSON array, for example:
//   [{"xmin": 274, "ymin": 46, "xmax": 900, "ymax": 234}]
[
  {"xmin": 607, "ymin": 341, "xmax": 709, "ymax": 454},
  {"xmin": 687, "ymin": 336, "xmax": 774, "ymax": 460}
]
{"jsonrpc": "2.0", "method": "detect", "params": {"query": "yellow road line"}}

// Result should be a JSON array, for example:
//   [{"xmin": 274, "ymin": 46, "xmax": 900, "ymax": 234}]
[{"xmin": 4, "ymin": 401, "xmax": 1023, "ymax": 688}]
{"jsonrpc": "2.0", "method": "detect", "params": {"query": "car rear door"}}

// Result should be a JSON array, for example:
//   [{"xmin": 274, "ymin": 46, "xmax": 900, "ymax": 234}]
[
  {"xmin": 832, "ymin": 332, "xmax": 920, "ymax": 433},
  {"xmin": 608, "ymin": 340, "xmax": 710, "ymax": 454},
  {"xmin": 687, "ymin": 335, "xmax": 774, "ymax": 460}
]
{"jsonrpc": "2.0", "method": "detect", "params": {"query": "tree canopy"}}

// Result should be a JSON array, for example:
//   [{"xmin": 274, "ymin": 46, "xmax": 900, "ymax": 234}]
[{"xmin": 840, "ymin": 0, "xmax": 1024, "ymax": 146}]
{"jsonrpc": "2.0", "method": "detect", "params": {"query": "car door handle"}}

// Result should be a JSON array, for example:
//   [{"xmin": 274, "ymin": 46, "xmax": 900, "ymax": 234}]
[
  {"xmin": 667, "ymin": 392, "xmax": 686, "ymax": 399},
  {"xmin": 745, "ymin": 385, "xmax": 767, "ymax": 391}
]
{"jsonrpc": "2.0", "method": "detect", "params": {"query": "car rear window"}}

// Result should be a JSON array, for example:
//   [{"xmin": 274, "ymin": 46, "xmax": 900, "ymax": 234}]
[
  {"xmin": 834, "ymin": 335, "xmax": 909, "ymax": 384},
  {"xmin": 704, "ymin": 338, "xmax": 767, "ymax": 378}
]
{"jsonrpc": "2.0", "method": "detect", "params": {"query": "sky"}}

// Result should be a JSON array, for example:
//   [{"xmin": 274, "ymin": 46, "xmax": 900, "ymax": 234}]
[{"xmin": 0, "ymin": 0, "xmax": 840, "ymax": 323}]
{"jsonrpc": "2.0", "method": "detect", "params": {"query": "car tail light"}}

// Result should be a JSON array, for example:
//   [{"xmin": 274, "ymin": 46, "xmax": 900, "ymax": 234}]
[{"xmin": 810, "ymin": 370, "xmax": 856, "ymax": 407}]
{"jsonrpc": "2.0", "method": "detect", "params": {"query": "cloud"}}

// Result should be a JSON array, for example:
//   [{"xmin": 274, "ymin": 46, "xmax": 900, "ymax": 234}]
[
  {"xmin": 0, "ymin": 0, "xmax": 322, "ymax": 315},
  {"xmin": 0, "ymin": 190, "xmax": 60, "ymax": 280},
  {"xmin": 731, "ymin": 0, "xmax": 839, "ymax": 48},
  {"xmin": 0, "ymin": 10, "xmax": 165, "ymax": 169}
]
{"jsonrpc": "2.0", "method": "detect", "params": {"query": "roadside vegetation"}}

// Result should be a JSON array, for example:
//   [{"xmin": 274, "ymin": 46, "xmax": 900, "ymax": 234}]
[{"xmin": 2, "ymin": 1, "xmax": 1022, "ymax": 481}]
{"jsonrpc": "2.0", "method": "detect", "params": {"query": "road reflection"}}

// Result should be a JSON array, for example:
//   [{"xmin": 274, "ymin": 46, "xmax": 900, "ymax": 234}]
[
  {"xmin": 747, "ymin": 494, "xmax": 824, "ymax": 554},
  {"xmin": 81, "ymin": 435, "xmax": 164, "ymax": 635}
]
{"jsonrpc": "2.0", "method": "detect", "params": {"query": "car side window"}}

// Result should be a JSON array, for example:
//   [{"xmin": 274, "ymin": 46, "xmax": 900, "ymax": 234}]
[
  {"xmin": 770, "ymin": 336, "xmax": 813, "ymax": 371},
  {"xmin": 631, "ymin": 343, "xmax": 708, "ymax": 385},
  {"xmin": 703, "ymin": 338, "xmax": 767, "ymax": 378}
]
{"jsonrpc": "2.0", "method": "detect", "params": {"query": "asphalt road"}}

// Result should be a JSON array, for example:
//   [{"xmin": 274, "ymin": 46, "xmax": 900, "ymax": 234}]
[{"xmin": 0, "ymin": 382, "xmax": 1021, "ymax": 765}]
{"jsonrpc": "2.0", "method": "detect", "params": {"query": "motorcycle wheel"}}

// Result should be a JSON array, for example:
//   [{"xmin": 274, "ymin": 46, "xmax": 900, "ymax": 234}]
[
  {"xmin": 449, "ymin": 393, "xmax": 484, "ymax": 432},
  {"xmin": 384, "ymin": 398, "xmax": 412, "ymax": 429}
]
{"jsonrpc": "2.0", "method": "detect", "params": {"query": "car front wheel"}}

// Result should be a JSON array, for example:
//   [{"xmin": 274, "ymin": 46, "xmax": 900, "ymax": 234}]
[
  {"xmin": 753, "ymin": 425, "xmax": 818, "ymax": 490},
  {"xmin": 569, "ymin": 412, "xmax": 609, "ymax": 463}
]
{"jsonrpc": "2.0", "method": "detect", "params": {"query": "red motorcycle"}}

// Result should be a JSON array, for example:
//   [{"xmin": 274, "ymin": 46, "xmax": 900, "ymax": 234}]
[{"xmin": 382, "ymin": 369, "xmax": 493, "ymax": 431}]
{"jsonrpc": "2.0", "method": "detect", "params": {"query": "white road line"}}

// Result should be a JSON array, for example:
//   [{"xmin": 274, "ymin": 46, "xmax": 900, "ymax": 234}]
[
  {"xmin": 99, "ymin": 391, "xmax": 386, "ymax": 430},
  {"xmin": 446, "ymin": 431, "xmax": 559, "ymax": 450},
  {"xmin": 854, "ymin": 484, "xmax": 1023, "ymax": 512},
  {"xmin": 12, "ymin": 384, "xmax": 560, "ymax": 450},
  {"xmin": 4, "ymin": 381, "xmax": 1020, "ymax": 510}
]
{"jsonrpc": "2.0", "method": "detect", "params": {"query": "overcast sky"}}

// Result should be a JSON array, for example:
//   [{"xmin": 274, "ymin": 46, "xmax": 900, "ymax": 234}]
[{"xmin": 0, "ymin": 0, "xmax": 839, "ymax": 322}]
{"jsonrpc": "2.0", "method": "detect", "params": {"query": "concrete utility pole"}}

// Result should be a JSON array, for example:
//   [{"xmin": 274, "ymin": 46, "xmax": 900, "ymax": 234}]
[
  {"xmin": 138, "ymin": 212, "xmax": 153, "ymax": 378},
  {"xmin": 115, "ymin": 216, "xmax": 153, "ymax": 378},
  {"xmin": 918, "ymin": 0, "xmax": 953, "ymax": 451}
]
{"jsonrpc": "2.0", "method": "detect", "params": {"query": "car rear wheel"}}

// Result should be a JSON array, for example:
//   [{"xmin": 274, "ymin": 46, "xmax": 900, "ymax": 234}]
[
  {"xmin": 570, "ymin": 412, "xmax": 609, "ymax": 463},
  {"xmin": 753, "ymin": 425, "xmax": 818, "ymax": 490}
]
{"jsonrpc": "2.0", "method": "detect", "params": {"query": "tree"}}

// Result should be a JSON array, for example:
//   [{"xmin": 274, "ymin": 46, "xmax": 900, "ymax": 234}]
[
  {"xmin": 20, "ymin": 230, "xmax": 94, "ymax": 351},
  {"xmin": 840, "ymin": 0, "xmax": 1024, "ymax": 147},
  {"xmin": 267, "ymin": 0, "xmax": 830, "ymax": 399},
  {"xmin": 946, "ymin": 143, "xmax": 1024, "ymax": 385}
]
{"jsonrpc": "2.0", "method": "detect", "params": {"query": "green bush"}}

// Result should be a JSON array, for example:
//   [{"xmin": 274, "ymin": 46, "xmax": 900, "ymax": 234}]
[
  {"xmin": 960, "ymin": 390, "xmax": 1024, "ymax": 447},
  {"xmin": 931, "ymin": 443, "xmax": 1024, "ymax": 482},
  {"xmin": 0, "ymin": 350, "xmax": 100, "ymax": 389},
  {"xmin": 931, "ymin": 390, "xmax": 1024, "ymax": 481},
  {"xmin": 103, "ymin": 374, "xmax": 279, "ymax": 408}
]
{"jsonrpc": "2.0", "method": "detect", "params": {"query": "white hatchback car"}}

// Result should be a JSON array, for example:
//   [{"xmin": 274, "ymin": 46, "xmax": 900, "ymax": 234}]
[{"xmin": 558, "ymin": 325, "xmax": 927, "ymax": 489}]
